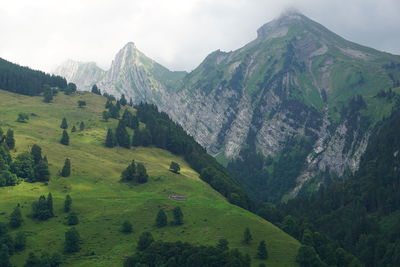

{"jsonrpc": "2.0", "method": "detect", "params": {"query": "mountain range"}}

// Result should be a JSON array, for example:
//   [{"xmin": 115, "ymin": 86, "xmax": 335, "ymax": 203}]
[{"xmin": 54, "ymin": 11, "xmax": 400, "ymax": 202}]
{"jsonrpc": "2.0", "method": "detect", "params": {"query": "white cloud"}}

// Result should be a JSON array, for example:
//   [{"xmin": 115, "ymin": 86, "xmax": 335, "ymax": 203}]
[{"xmin": 0, "ymin": 0, "xmax": 399, "ymax": 73}]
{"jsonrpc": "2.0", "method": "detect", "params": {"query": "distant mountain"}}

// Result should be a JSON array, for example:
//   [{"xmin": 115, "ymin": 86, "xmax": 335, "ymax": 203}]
[{"xmin": 54, "ymin": 11, "xmax": 400, "ymax": 202}]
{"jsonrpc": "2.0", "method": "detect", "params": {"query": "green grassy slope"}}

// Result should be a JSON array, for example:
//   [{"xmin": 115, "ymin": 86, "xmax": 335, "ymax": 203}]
[{"xmin": 0, "ymin": 89, "xmax": 300, "ymax": 267}]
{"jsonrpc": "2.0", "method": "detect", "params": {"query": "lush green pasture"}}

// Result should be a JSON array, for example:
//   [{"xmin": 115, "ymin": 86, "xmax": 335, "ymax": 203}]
[{"xmin": 0, "ymin": 90, "xmax": 300, "ymax": 266}]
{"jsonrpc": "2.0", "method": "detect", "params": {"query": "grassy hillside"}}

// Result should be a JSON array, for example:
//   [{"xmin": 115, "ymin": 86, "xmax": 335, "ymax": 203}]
[{"xmin": 0, "ymin": 89, "xmax": 300, "ymax": 267}]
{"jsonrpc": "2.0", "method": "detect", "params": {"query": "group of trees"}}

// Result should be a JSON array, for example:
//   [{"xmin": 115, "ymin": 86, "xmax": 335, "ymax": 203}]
[
  {"xmin": 31, "ymin": 193, "xmax": 54, "ymax": 220},
  {"xmin": 124, "ymin": 232, "xmax": 251, "ymax": 267},
  {"xmin": 155, "ymin": 207, "xmax": 183, "ymax": 227},
  {"xmin": 59, "ymin": 118, "xmax": 86, "ymax": 146},
  {"xmin": 120, "ymin": 160, "xmax": 148, "ymax": 184},
  {"xmin": 104, "ymin": 109, "xmax": 139, "ymax": 148},
  {"xmin": 242, "ymin": 228, "xmax": 268, "ymax": 260},
  {"xmin": 0, "ymin": 222, "xmax": 29, "ymax": 267},
  {"xmin": 0, "ymin": 57, "xmax": 67, "ymax": 96}
]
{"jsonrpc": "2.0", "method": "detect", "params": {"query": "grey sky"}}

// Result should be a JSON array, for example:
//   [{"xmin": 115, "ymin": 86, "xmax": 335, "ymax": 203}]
[{"xmin": 0, "ymin": 0, "xmax": 399, "ymax": 73}]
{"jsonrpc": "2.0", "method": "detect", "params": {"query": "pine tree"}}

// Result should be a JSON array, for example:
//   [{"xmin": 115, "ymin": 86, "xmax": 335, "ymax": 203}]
[
  {"xmin": 155, "ymin": 209, "xmax": 167, "ymax": 227},
  {"xmin": 169, "ymin": 162, "xmax": 180, "ymax": 174},
  {"xmin": 243, "ymin": 227, "xmax": 253, "ymax": 244},
  {"xmin": 0, "ymin": 244, "xmax": 11, "ymax": 267},
  {"xmin": 120, "ymin": 94, "xmax": 127, "ymax": 106},
  {"xmin": 66, "ymin": 212, "xmax": 79, "ymax": 225},
  {"xmin": 43, "ymin": 85, "xmax": 53, "ymax": 103},
  {"xmin": 34, "ymin": 160, "xmax": 50, "ymax": 182},
  {"xmin": 121, "ymin": 221, "xmax": 133, "ymax": 233},
  {"xmin": 79, "ymin": 121, "xmax": 85, "ymax": 131},
  {"xmin": 9, "ymin": 205, "xmax": 23, "ymax": 228},
  {"xmin": 64, "ymin": 195, "xmax": 72, "ymax": 212},
  {"xmin": 136, "ymin": 163, "xmax": 148, "ymax": 184},
  {"xmin": 91, "ymin": 84, "xmax": 101, "ymax": 95},
  {"xmin": 47, "ymin": 193, "xmax": 54, "ymax": 217},
  {"xmin": 24, "ymin": 252, "xmax": 40, "ymax": 266},
  {"xmin": 121, "ymin": 109, "xmax": 133, "ymax": 128},
  {"xmin": 102, "ymin": 110, "xmax": 111, "ymax": 122},
  {"xmin": 115, "ymin": 120, "xmax": 130, "ymax": 148},
  {"xmin": 32, "ymin": 195, "xmax": 51, "ymax": 220},
  {"xmin": 105, "ymin": 129, "xmax": 116, "ymax": 148},
  {"xmin": 60, "ymin": 118, "xmax": 68, "ymax": 129},
  {"xmin": 14, "ymin": 232, "xmax": 27, "ymax": 251},
  {"xmin": 172, "ymin": 206, "xmax": 183, "ymax": 225},
  {"xmin": 129, "ymin": 98, "xmax": 133, "ymax": 107},
  {"xmin": 120, "ymin": 160, "xmax": 136, "ymax": 182},
  {"xmin": 137, "ymin": 232, "xmax": 154, "ymax": 251},
  {"xmin": 105, "ymin": 99, "xmax": 112, "ymax": 109},
  {"xmin": 71, "ymin": 125, "xmax": 77, "ymax": 132},
  {"xmin": 217, "ymin": 239, "xmax": 229, "ymax": 251},
  {"xmin": 31, "ymin": 144, "xmax": 42, "ymax": 164},
  {"xmin": 5, "ymin": 129, "xmax": 15, "ymax": 149},
  {"xmin": 60, "ymin": 130, "xmax": 69, "ymax": 145},
  {"xmin": 64, "ymin": 227, "xmax": 80, "ymax": 253},
  {"xmin": 61, "ymin": 158, "xmax": 71, "ymax": 177},
  {"xmin": 257, "ymin": 240, "xmax": 268, "ymax": 259}
]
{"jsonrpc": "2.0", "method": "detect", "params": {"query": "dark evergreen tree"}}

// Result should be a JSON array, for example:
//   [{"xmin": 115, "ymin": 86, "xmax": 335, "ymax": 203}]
[
  {"xmin": 60, "ymin": 118, "xmax": 68, "ymax": 129},
  {"xmin": 243, "ymin": 228, "xmax": 253, "ymax": 244},
  {"xmin": 24, "ymin": 252, "xmax": 40, "ymax": 267},
  {"xmin": 14, "ymin": 232, "xmax": 27, "ymax": 251},
  {"xmin": 109, "ymin": 103, "xmax": 120, "ymax": 119},
  {"xmin": 34, "ymin": 160, "xmax": 50, "ymax": 182},
  {"xmin": 121, "ymin": 221, "xmax": 133, "ymax": 233},
  {"xmin": 105, "ymin": 99, "xmax": 112, "ymax": 109},
  {"xmin": 137, "ymin": 232, "xmax": 154, "ymax": 251},
  {"xmin": 60, "ymin": 130, "xmax": 69, "ymax": 145},
  {"xmin": 71, "ymin": 125, "xmax": 77, "ymax": 132},
  {"xmin": 102, "ymin": 110, "xmax": 111, "ymax": 122},
  {"xmin": 66, "ymin": 212, "xmax": 79, "ymax": 225},
  {"xmin": 0, "ymin": 244, "xmax": 11, "ymax": 267},
  {"xmin": 257, "ymin": 240, "xmax": 268, "ymax": 259},
  {"xmin": 217, "ymin": 239, "xmax": 229, "ymax": 251},
  {"xmin": 16, "ymin": 113, "xmax": 29, "ymax": 123},
  {"xmin": 9, "ymin": 205, "xmax": 23, "ymax": 228},
  {"xmin": 120, "ymin": 94, "xmax": 127, "ymax": 106},
  {"xmin": 156, "ymin": 209, "xmax": 167, "ymax": 228},
  {"xmin": 5, "ymin": 129, "xmax": 15, "ymax": 149},
  {"xmin": 105, "ymin": 128, "xmax": 116, "ymax": 148},
  {"xmin": 79, "ymin": 121, "xmax": 85, "ymax": 131},
  {"xmin": 129, "ymin": 98, "xmax": 133, "ymax": 107},
  {"xmin": 12, "ymin": 152, "xmax": 34, "ymax": 180},
  {"xmin": 64, "ymin": 195, "xmax": 72, "ymax": 212},
  {"xmin": 121, "ymin": 109, "xmax": 133, "ymax": 128},
  {"xmin": 30, "ymin": 144, "xmax": 42, "ymax": 164},
  {"xmin": 120, "ymin": 160, "xmax": 136, "ymax": 182},
  {"xmin": 64, "ymin": 83, "xmax": 77, "ymax": 95},
  {"xmin": 91, "ymin": 84, "xmax": 101, "ymax": 95},
  {"xmin": 77, "ymin": 100, "xmax": 86, "ymax": 108},
  {"xmin": 31, "ymin": 195, "xmax": 52, "ymax": 220},
  {"xmin": 116, "ymin": 100, "xmax": 121, "ymax": 111},
  {"xmin": 115, "ymin": 120, "xmax": 130, "ymax": 148},
  {"xmin": 47, "ymin": 193, "xmax": 54, "ymax": 217},
  {"xmin": 61, "ymin": 158, "xmax": 71, "ymax": 177},
  {"xmin": 169, "ymin": 162, "xmax": 180, "ymax": 174},
  {"xmin": 136, "ymin": 163, "xmax": 148, "ymax": 184},
  {"xmin": 64, "ymin": 227, "xmax": 80, "ymax": 253},
  {"xmin": 43, "ymin": 84, "xmax": 53, "ymax": 103},
  {"xmin": 172, "ymin": 206, "xmax": 183, "ymax": 225},
  {"xmin": 131, "ymin": 116, "xmax": 139, "ymax": 130}
]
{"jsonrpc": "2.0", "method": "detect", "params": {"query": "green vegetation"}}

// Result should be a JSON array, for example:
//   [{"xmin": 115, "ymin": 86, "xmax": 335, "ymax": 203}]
[
  {"xmin": 0, "ymin": 89, "xmax": 300, "ymax": 266},
  {"xmin": 169, "ymin": 161, "xmax": 180, "ymax": 174}
]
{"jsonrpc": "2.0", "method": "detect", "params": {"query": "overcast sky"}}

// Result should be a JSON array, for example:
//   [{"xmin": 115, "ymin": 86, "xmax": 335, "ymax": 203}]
[{"xmin": 0, "ymin": 0, "xmax": 399, "ymax": 73}]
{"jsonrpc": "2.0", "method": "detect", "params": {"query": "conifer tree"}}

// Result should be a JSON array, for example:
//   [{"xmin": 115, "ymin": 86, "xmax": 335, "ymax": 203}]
[
  {"xmin": 71, "ymin": 125, "xmax": 77, "ymax": 132},
  {"xmin": 60, "ymin": 130, "xmax": 69, "ymax": 145},
  {"xmin": 105, "ymin": 99, "xmax": 112, "ymax": 109},
  {"xmin": 47, "ymin": 193, "xmax": 54, "ymax": 217},
  {"xmin": 79, "ymin": 121, "xmax": 85, "ymax": 131},
  {"xmin": 115, "ymin": 120, "xmax": 130, "ymax": 148},
  {"xmin": 136, "ymin": 163, "xmax": 148, "ymax": 184},
  {"xmin": 66, "ymin": 212, "xmax": 79, "ymax": 225},
  {"xmin": 24, "ymin": 252, "xmax": 40, "ymax": 266},
  {"xmin": 9, "ymin": 205, "xmax": 23, "ymax": 228},
  {"xmin": 14, "ymin": 232, "xmax": 27, "ymax": 251},
  {"xmin": 155, "ymin": 209, "xmax": 167, "ymax": 228},
  {"xmin": 137, "ymin": 232, "xmax": 154, "ymax": 251},
  {"xmin": 120, "ymin": 94, "xmax": 127, "ymax": 106},
  {"xmin": 243, "ymin": 227, "xmax": 253, "ymax": 244},
  {"xmin": 34, "ymin": 160, "xmax": 50, "ymax": 182},
  {"xmin": 64, "ymin": 227, "xmax": 80, "ymax": 253},
  {"xmin": 102, "ymin": 110, "xmax": 111, "ymax": 122},
  {"xmin": 217, "ymin": 239, "xmax": 229, "ymax": 251},
  {"xmin": 257, "ymin": 240, "xmax": 268, "ymax": 259},
  {"xmin": 172, "ymin": 206, "xmax": 183, "ymax": 225},
  {"xmin": 121, "ymin": 221, "xmax": 133, "ymax": 233},
  {"xmin": 169, "ymin": 162, "xmax": 180, "ymax": 174},
  {"xmin": 121, "ymin": 109, "xmax": 133, "ymax": 128},
  {"xmin": 91, "ymin": 84, "xmax": 101, "ymax": 95},
  {"xmin": 0, "ymin": 244, "xmax": 11, "ymax": 267},
  {"xmin": 120, "ymin": 160, "xmax": 136, "ymax": 182},
  {"xmin": 5, "ymin": 129, "xmax": 15, "ymax": 149},
  {"xmin": 105, "ymin": 129, "xmax": 116, "ymax": 148},
  {"xmin": 43, "ymin": 84, "xmax": 53, "ymax": 103},
  {"xmin": 31, "ymin": 144, "xmax": 42, "ymax": 164},
  {"xmin": 61, "ymin": 158, "xmax": 71, "ymax": 177},
  {"xmin": 60, "ymin": 118, "xmax": 68, "ymax": 129},
  {"xmin": 129, "ymin": 98, "xmax": 133, "ymax": 107},
  {"xmin": 32, "ymin": 195, "xmax": 52, "ymax": 220},
  {"xmin": 64, "ymin": 195, "xmax": 72, "ymax": 212}
]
